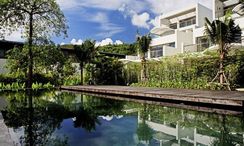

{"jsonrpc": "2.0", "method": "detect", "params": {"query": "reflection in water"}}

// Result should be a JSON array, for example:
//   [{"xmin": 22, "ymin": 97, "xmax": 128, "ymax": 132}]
[
  {"xmin": 0, "ymin": 91, "xmax": 244, "ymax": 146},
  {"xmin": 133, "ymin": 103, "xmax": 244, "ymax": 146}
]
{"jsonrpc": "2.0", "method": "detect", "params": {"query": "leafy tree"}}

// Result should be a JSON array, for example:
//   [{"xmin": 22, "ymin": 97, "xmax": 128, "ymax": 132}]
[
  {"xmin": 205, "ymin": 15, "xmax": 241, "ymax": 89},
  {"xmin": 136, "ymin": 35, "xmax": 152, "ymax": 81},
  {"xmin": 6, "ymin": 44, "xmax": 74, "ymax": 85},
  {"xmin": 98, "ymin": 43, "xmax": 137, "ymax": 55},
  {"xmin": 74, "ymin": 40, "xmax": 97, "ymax": 85},
  {"xmin": 86, "ymin": 55, "xmax": 125, "ymax": 85},
  {"xmin": 0, "ymin": 0, "xmax": 68, "ymax": 88}
]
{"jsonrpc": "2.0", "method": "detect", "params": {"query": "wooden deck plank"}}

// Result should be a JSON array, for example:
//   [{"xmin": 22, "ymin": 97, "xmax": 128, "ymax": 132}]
[{"xmin": 60, "ymin": 85, "xmax": 244, "ymax": 107}]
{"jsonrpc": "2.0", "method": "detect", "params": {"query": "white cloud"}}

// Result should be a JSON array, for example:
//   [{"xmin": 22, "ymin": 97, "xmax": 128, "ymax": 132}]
[
  {"xmin": 70, "ymin": 39, "xmax": 76, "ymax": 44},
  {"xmin": 88, "ymin": 12, "xmax": 109, "ymax": 23},
  {"xmin": 149, "ymin": 16, "xmax": 160, "ymax": 27},
  {"xmin": 70, "ymin": 38, "xmax": 83, "ymax": 45},
  {"xmin": 144, "ymin": 0, "xmax": 212, "ymax": 14},
  {"xmin": 56, "ymin": 0, "xmax": 80, "ymax": 10},
  {"xmin": 132, "ymin": 12, "xmax": 150, "ymax": 29},
  {"xmin": 118, "ymin": 4, "xmax": 151, "ymax": 29},
  {"xmin": 77, "ymin": 39, "xmax": 83, "ymax": 45},
  {"xmin": 96, "ymin": 38, "xmax": 123, "ymax": 46},
  {"xmin": 96, "ymin": 38, "xmax": 113, "ymax": 46},
  {"xmin": 82, "ymin": 12, "xmax": 125, "ymax": 38},
  {"xmin": 56, "ymin": 0, "xmax": 212, "ymax": 30},
  {"xmin": 115, "ymin": 40, "xmax": 123, "ymax": 45}
]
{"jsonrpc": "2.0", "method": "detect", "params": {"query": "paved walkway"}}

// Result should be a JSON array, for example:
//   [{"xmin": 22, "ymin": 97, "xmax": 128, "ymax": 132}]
[
  {"xmin": 61, "ymin": 85, "xmax": 244, "ymax": 107},
  {"xmin": 0, "ymin": 113, "xmax": 14, "ymax": 146}
]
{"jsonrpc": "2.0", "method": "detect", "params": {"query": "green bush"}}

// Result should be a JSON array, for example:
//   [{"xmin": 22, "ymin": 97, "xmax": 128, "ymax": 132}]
[
  {"xmin": 63, "ymin": 75, "xmax": 81, "ymax": 86},
  {"xmin": 125, "ymin": 49, "xmax": 244, "ymax": 90},
  {"xmin": 85, "ymin": 56, "xmax": 125, "ymax": 85}
]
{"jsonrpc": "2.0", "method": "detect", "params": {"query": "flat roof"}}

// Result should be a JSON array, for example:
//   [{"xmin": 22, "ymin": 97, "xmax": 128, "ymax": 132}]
[{"xmin": 160, "ymin": 4, "xmax": 197, "ymax": 19}]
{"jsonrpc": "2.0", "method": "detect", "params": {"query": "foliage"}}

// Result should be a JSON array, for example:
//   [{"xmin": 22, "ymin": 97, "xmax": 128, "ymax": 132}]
[
  {"xmin": 0, "ymin": 82, "xmax": 54, "ymax": 91},
  {"xmin": 63, "ymin": 75, "xmax": 81, "ymax": 86},
  {"xmin": 126, "ymin": 48, "xmax": 244, "ymax": 90},
  {"xmin": 204, "ymin": 15, "xmax": 241, "ymax": 85},
  {"xmin": 136, "ymin": 35, "xmax": 152, "ymax": 56},
  {"xmin": 6, "ymin": 45, "xmax": 76, "ymax": 86},
  {"xmin": 137, "ymin": 122, "xmax": 153, "ymax": 142},
  {"xmin": 85, "ymin": 55, "xmax": 125, "ymax": 85},
  {"xmin": 0, "ymin": 0, "xmax": 68, "ymax": 88},
  {"xmin": 98, "ymin": 44, "xmax": 137, "ymax": 55},
  {"xmin": 205, "ymin": 17, "xmax": 241, "ymax": 51},
  {"xmin": 74, "ymin": 40, "xmax": 97, "ymax": 85},
  {"xmin": 74, "ymin": 40, "xmax": 97, "ymax": 64},
  {"xmin": 62, "ymin": 43, "xmax": 137, "ymax": 55},
  {"xmin": 136, "ymin": 34, "xmax": 152, "ymax": 81},
  {"xmin": 0, "ymin": 0, "xmax": 67, "ymax": 39}
]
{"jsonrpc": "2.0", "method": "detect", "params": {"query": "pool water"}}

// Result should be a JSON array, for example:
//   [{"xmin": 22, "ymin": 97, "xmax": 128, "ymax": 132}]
[{"xmin": 0, "ymin": 91, "xmax": 244, "ymax": 146}]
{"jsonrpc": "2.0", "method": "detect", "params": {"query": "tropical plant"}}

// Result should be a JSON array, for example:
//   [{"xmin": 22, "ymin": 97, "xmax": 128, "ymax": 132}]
[
  {"xmin": 74, "ymin": 40, "xmax": 97, "ymax": 85},
  {"xmin": 0, "ymin": 0, "xmax": 68, "ymax": 88},
  {"xmin": 6, "ymin": 44, "xmax": 74, "ymax": 85},
  {"xmin": 136, "ymin": 34, "xmax": 152, "ymax": 81},
  {"xmin": 205, "ymin": 15, "xmax": 241, "ymax": 89},
  {"xmin": 85, "ymin": 55, "xmax": 125, "ymax": 85}
]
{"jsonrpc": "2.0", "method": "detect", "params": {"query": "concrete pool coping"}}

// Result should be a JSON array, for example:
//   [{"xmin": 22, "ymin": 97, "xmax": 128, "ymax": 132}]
[{"xmin": 61, "ymin": 85, "xmax": 244, "ymax": 108}]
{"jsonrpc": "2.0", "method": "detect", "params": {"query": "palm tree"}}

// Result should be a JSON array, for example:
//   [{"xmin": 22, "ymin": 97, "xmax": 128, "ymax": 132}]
[
  {"xmin": 136, "ymin": 34, "xmax": 152, "ymax": 81},
  {"xmin": 74, "ymin": 40, "xmax": 97, "ymax": 85},
  {"xmin": 205, "ymin": 15, "xmax": 241, "ymax": 89},
  {"xmin": 232, "ymin": 1, "xmax": 244, "ymax": 16}
]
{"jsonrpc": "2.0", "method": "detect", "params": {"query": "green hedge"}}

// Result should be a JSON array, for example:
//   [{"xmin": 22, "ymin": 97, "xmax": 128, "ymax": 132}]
[{"xmin": 124, "ymin": 49, "xmax": 244, "ymax": 90}]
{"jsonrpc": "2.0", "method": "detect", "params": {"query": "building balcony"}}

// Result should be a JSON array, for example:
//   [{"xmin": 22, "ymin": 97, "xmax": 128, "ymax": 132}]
[
  {"xmin": 150, "ymin": 25, "xmax": 174, "ymax": 36},
  {"xmin": 151, "ymin": 33, "xmax": 176, "ymax": 46}
]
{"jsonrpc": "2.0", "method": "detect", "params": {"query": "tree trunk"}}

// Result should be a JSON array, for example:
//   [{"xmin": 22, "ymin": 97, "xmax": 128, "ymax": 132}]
[
  {"xmin": 27, "ymin": 14, "xmax": 33, "ymax": 89},
  {"xmin": 220, "ymin": 53, "xmax": 224, "ymax": 84},
  {"xmin": 141, "ymin": 55, "xmax": 147, "ymax": 81},
  {"xmin": 27, "ymin": 90, "xmax": 34, "ymax": 145},
  {"xmin": 80, "ymin": 63, "xmax": 83, "ymax": 85},
  {"xmin": 219, "ymin": 41, "xmax": 225, "ymax": 84}
]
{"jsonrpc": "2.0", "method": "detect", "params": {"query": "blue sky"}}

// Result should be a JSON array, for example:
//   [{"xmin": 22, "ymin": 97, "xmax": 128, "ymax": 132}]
[{"xmin": 4, "ymin": 0, "xmax": 212, "ymax": 45}]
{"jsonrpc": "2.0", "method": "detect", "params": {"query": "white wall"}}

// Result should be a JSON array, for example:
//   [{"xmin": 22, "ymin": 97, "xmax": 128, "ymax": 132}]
[
  {"xmin": 197, "ymin": 3, "xmax": 213, "ymax": 27},
  {"xmin": 0, "ymin": 59, "xmax": 7, "ymax": 74},
  {"xmin": 176, "ymin": 30, "xmax": 194, "ymax": 51},
  {"xmin": 213, "ymin": 0, "xmax": 224, "ymax": 19},
  {"xmin": 233, "ymin": 17, "xmax": 244, "ymax": 46},
  {"xmin": 151, "ymin": 33, "xmax": 176, "ymax": 46},
  {"xmin": 163, "ymin": 46, "xmax": 178, "ymax": 56}
]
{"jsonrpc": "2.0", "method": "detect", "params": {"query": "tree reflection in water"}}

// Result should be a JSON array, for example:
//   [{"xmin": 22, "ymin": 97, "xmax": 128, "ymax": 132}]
[
  {"xmin": 1, "ymin": 91, "xmax": 244, "ymax": 146},
  {"xmin": 137, "ymin": 104, "xmax": 153, "ymax": 144},
  {"xmin": 1, "ymin": 91, "xmax": 125, "ymax": 146}
]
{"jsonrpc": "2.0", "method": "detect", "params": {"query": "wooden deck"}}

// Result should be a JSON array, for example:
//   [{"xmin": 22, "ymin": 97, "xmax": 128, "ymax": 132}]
[{"xmin": 61, "ymin": 86, "xmax": 244, "ymax": 108}]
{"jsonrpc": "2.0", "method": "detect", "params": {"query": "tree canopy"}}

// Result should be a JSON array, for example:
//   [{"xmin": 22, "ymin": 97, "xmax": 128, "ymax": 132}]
[
  {"xmin": 0, "ymin": 0, "xmax": 67, "ymax": 40},
  {"xmin": 0, "ymin": 0, "xmax": 68, "ymax": 88}
]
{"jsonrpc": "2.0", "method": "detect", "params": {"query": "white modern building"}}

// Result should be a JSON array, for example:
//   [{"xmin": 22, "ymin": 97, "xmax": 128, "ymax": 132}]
[{"xmin": 146, "ymin": 0, "xmax": 244, "ymax": 59}]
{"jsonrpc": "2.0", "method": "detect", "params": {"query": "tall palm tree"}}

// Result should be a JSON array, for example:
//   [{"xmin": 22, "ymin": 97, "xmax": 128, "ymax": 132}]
[
  {"xmin": 74, "ymin": 40, "xmax": 97, "ymax": 85},
  {"xmin": 205, "ymin": 16, "xmax": 241, "ymax": 89},
  {"xmin": 137, "ymin": 34, "xmax": 152, "ymax": 81}
]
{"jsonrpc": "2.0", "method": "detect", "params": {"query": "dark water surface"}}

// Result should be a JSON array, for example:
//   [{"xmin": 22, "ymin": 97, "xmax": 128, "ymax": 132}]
[{"xmin": 0, "ymin": 90, "xmax": 244, "ymax": 146}]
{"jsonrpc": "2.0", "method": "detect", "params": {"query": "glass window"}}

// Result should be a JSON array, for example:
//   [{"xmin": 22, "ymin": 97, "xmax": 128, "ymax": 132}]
[
  {"xmin": 150, "ymin": 45, "xmax": 163, "ymax": 58},
  {"xmin": 196, "ymin": 37, "xmax": 210, "ymax": 51},
  {"xmin": 179, "ymin": 17, "xmax": 196, "ymax": 28},
  {"xmin": 165, "ymin": 42, "xmax": 175, "ymax": 48},
  {"xmin": 169, "ymin": 23, "xmax": 177, "ymax": 29}
]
